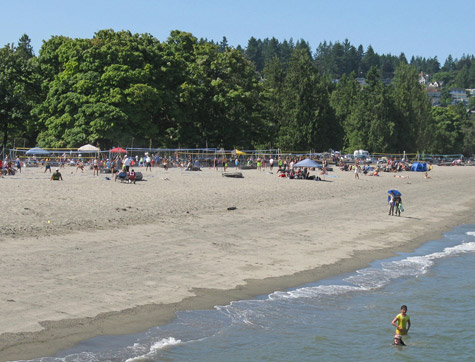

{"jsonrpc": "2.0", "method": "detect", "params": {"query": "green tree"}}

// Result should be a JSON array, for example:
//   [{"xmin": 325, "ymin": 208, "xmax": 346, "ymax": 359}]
[
  {"xmin": 178, "ymin": 42, "xmax": 263, "ymax": 148},
  {"xmin": 454, "ymin": 64, "xmax": 469, "ymax": 88},
  {"xmin": 245, "ymin": 37, "xmax": 263, "ymax": 72},
  {"xmin": 35, "ymin": 30, "xmax": 168, "ymax": 147},
  {"xmin": 428, "ymin": 104, "xmax": 468, "ymax": 154},
  {"xmin": 330, "ymin": 72, "xmax": 360, "ymax": 151},
  {"xmin": 0, "ymin": 41, "xmax": 39, "ymax": 147},
  {"xmin": 345, "ymin": 67, "xmax": 395, "ymax": 153},
  {"xmin": 278, "ymin": 49, "xmax": 336, "ymax": 151},
  {"xmin": 391, "ymin": 63, "xmax": 433, "ymax": 152},
  {"xmin": 360, "ymin": 45, "xmax": 379, "ymax": 76},
  {"xmin": 262, "ymin": 56, "xmax": 286, "ymax": 147}
]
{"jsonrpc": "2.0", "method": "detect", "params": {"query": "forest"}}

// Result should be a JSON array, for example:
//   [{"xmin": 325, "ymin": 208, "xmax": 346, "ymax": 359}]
[{"xmin": 1, "ymin": 30, "xmax": 474, "ymax": 155}]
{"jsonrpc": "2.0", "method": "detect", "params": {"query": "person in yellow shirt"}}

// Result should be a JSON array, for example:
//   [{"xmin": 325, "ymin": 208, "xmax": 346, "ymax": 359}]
[{"xmin": 392, "ymin": 305, "xmax": 411, "ymax": 345}]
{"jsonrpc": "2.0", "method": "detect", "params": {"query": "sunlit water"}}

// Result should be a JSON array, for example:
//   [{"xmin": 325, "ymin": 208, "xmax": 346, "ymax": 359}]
[{"xmin": 18, "ymin": 225, "xmax": 475, "ymax": 362}]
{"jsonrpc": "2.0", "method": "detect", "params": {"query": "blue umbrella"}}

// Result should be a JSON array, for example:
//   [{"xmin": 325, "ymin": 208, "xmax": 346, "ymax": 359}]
[
  {"xmin": 388, "ymin": 189, "xmax": 401, "ymax": 196},
  {"xmin": 294, "ymin": 158, "xmax": 322, "ymax": 168},
  {"xmin": 25, "ymin": 147, "xmax": 50, "ymax": 155}
]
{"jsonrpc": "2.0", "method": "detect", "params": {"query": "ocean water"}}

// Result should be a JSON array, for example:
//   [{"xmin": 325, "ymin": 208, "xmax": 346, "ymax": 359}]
[{"xmin": 19, "ymin": 224, "xmax": 475, "ymax": 362}]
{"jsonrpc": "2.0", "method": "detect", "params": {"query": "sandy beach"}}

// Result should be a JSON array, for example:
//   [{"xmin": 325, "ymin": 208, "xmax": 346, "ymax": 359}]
[{"xmin": 1, "ymin": 164, "xmax": 474, "ymax": 361}]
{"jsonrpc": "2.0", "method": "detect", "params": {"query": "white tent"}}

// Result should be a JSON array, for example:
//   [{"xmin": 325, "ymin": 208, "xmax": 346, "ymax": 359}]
[{"xmin": 78, "ymin": 144, "xmax": 100, "ymax": 152}]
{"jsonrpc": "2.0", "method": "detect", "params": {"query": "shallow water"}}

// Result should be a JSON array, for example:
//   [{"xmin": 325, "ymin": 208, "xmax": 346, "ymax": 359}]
[{"xmin": 19, "ymin": 225, "xmax": 475, "ymax": 362}]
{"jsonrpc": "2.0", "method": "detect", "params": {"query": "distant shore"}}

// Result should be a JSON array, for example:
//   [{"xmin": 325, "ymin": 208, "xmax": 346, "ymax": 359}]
[{"xmin": 1, "ymin": 165, "xmax": 475, "ymax": 361}]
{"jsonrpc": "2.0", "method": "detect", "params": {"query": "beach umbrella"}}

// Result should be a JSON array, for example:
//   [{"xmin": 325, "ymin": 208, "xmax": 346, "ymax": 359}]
[
  {"xmin": 388, "ymin": 189, "xmax": 401, "ymax": 196},
  {"xmin": 25, "ymin": 147, "xmax": 49, "ymax": 155},
  {"xmin": 294, "ymin": 158, "xmax": 322, "ymax": 168},
  {"xmin": 110, "ymin": 147, "xmax": 127, "ymax": 154},
  {"xmin": 78, "ymin": 144, "xmax": 99, "ymax": 152}
]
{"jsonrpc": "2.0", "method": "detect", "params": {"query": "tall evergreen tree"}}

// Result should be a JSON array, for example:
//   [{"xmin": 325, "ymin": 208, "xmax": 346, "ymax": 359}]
[
  {"xmin": 330, "ymin": 72, "xmax": 360, "ymax": 151},
  {"xmin": 345, "ymin": 67, "xmax": 394, "ymax": 153},
  {"xmin": 391, "ymin": 63, "xmax": 433, "ymax": 152},
  {"xmin": 278, "ymin": 49, "xmax": 335, "ymax": 151}
]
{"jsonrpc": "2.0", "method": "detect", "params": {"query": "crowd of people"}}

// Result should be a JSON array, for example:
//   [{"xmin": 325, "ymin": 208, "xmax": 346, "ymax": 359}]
[{"xmin": 0, "ymin": 152, "xmax": 436, "ymax": 186}]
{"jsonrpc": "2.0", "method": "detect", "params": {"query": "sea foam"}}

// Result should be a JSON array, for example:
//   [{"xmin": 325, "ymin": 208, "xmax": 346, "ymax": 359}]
[{"xmin": 124, "ymin": 337, "xmax": 181, "ymax": 362}]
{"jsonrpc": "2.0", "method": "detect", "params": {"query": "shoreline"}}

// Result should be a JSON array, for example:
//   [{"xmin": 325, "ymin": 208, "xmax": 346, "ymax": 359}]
[{"xmin": 1, "ymin": 166, "xmax": 475, "ymax": 361}]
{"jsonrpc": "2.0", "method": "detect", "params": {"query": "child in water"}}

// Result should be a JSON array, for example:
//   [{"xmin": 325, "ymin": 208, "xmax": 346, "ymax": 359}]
[{"xmin": 392, "ymin": 305, "xmax": 411, "ymax": 345}]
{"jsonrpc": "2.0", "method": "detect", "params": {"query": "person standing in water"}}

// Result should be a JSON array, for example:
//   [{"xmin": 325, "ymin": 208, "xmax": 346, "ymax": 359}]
[{"xmin": 392, "ymin": 305, "xmax": 411, "ymax": 345}]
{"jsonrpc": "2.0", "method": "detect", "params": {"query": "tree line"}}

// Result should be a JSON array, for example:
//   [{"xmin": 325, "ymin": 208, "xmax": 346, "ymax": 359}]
[{"xmin": 1, "ymin": 30, "xmax": 473, "ymax": 155}]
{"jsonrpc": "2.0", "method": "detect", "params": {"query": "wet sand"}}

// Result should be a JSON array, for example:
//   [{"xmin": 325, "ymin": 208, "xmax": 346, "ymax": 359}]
[{"xmin": 1, "ymin": 165, "xmax": 474, "ymax": 361}]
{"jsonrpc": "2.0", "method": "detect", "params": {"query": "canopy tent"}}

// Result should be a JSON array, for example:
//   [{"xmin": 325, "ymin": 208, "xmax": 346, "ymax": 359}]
[
  {"xmin": 78, "ymin": 144, "xmax": 100, "ymax": 152},
  {"xmin": 411, "ymin": 162, "xmax": 427, "ymax": 172},
  {"xmin": 110, "ymin": 147, "xmax": 127, "ymax": 154},
  {"xmin": 294, "ymin": 158, "xmax": 322, "ymax": 168},
  {"xmin": 25, "ymin": 147, "xmax": 50, "ymax": 155}
]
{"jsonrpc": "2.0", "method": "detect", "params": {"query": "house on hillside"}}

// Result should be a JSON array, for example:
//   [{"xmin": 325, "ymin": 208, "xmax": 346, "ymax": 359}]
[
  {"xmin": 419, "ymin": 72, "xmax": 428, "ymax": 85},
  {"xmin": 427, "ymin": 89, "xmax": 442, "ymax": 106},
  {"xmin": 427, "ymin": 81, "xmax": 443, "ymax": 89},
  {"xmin": 449, "ymin": 88, "xmax": 468, "ymax": 105}
]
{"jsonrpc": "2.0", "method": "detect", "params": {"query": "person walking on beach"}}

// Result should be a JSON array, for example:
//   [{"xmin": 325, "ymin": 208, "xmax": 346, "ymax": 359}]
[
  {"xmin": 392, "ymin": 305, "xmax": 411, "ymax": 345},
  {"xmin": 388, "ymin": 191, "xmax": 395, "ymax": 215},
  {"xmin": 354, "ymin": 165, "xmax": 360, "ymax": 179},
  {"xmin": 394, "ymin": 194, "xmax": 402, "ymax": 216}
]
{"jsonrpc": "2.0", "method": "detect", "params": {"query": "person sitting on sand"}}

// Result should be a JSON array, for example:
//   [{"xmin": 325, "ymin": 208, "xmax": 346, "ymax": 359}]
[
  {"xmin": 50, "ymin": 168, "xmax": 63, "ymax": 181},
  {"xmin": 128, "ymin": 169, "xmax": 136, "ymax": 184},
  {"xmin": 369, "ymin": 168, "xmax": 380, "ymax": 176},
  {"xmin": 424, "ymin": 172, "xmax": 431, "ymax": 179},
  {"xmin": 115, "ymin": 170, "xmax": 127, "ymax": 182}
]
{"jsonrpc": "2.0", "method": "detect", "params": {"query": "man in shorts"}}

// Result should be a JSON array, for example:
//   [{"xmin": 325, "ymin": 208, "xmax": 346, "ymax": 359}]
[{"xmin": 145, "ymin": 154, "xmax": 152, "ymax": 171}]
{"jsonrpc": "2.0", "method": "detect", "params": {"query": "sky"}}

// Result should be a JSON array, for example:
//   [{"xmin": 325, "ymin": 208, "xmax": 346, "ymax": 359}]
[{"xmin": 1, "ymin": 0, "xmax": 474, "ymax": 63}]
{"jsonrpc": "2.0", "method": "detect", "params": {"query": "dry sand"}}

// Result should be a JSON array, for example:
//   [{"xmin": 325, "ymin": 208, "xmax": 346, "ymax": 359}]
[{"xmin": 1, "ymin": 164, "xmax": 474, "ymax": 361}]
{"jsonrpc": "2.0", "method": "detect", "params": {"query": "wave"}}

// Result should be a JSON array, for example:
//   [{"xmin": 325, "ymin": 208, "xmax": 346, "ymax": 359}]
[
  {"xmin": 267, "ymin": 239, "xmax": 475, "ymax": 301},
  {"xmin": 124, "ymin": 337, "xmax": 181, "ymax": 362}
]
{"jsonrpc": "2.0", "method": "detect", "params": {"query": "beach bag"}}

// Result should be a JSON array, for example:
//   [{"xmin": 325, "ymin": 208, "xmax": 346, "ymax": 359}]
[{"xmin": 399, "ymin": 204, "xmax": 404, "ymax": 212}]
